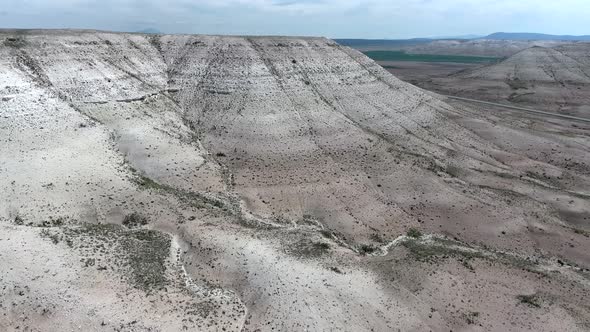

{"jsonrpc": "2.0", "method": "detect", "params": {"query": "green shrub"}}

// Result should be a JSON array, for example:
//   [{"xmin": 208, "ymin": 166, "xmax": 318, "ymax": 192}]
[{"xmin": 407, "ymin": 228, "xmax": 423, "ymax": 238}]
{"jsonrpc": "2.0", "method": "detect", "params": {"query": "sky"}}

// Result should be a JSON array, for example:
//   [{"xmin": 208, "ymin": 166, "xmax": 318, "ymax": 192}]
[{"xmin": 1, "ymin": 0, "xmax": 589, "ymax": 39}]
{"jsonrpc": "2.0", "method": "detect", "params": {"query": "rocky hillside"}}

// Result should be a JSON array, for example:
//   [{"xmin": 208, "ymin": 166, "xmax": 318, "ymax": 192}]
[
  {"xmin": 459, "ymin": 44, "xmax": 590, "ymax": 83},
  {"xmin": 453, "ymin": 43, "xmax": 590, "ymax": 115},
  {"xmin": 1, "ymin": 30, "xmax": 589, "ymax": 331},
  {"xmin": 404, "ymin": 39, "xmax": 567, "ymax": 57}
]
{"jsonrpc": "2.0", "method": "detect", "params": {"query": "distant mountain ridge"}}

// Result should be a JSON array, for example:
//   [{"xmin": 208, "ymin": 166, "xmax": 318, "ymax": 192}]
[
  {"xmin": 135, "ymin": 28, "xmax": 161, "ymax": 34},
  {"xmin": 481, "ymin": 32, "xmax": 590, "ymax": 41},
  {"xmin": 337, "ymin": 33, "xmax": 590, "ymax": 46},
  {"xmin": 334, "ymin": 38, "xmax": 433, "ymax": 48}
]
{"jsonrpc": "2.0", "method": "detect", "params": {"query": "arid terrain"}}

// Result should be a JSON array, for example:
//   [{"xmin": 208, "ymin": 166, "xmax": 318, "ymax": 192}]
[
  {"xmin": 337, "ymin": 38, "xmax": 569, "ymax": 56},
  {"xmin": 378, "ymin": 41, "xmax": 590, "ymax": 117},
  {"xmin": 1, "ymin": 30, "xmax": 589, "ymax": 331}
]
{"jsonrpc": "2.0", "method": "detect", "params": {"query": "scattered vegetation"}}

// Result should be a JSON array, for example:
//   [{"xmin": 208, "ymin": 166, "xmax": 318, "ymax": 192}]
[
  {"xmin": 320, "ymin": 229, "xmax": 334, "ymax": 239},
  {"xmin": 12, "ymin": 215, "xmax": 72, "ymax": 228},
  {"xmin": 329, "ymin": 266, "xmax": 344, "ymax": 274},
  {"xmin": 573, "ymin": 228, "xmax": 589, "ymax": 237},
  {"xmin": 291, "ymin": 239, "xmax": 331, "ymax": 258},
  {"xmin": 402, "ymin": 237, "xmax": 485, "ymax": 263},
  {"xmin": 40, "ymin": 228, "xmax": 61, "ymax": 244},
  {"xmin": 406, "ymin": 228, "xmax": 423, "ymax": 238},
  {"xmin": 132, "ymin": 171, "xmax": 232, "ymax": 212},
  {"xmin": 464, "ymin": 311, "xmax": 480, "ymax": 325},
  {"xmin": 401, "ymin": 236, "xmax": 549, "ymax": 277},
  {"xmin": 122, "ymin": 229, "xmax": 171, "ymax": 292},
  {"xmin": 358, "ymin": 244, "xmax": 378, "ymax": 255},
  {"xmin": 41, "ymin": 224, "xmax": 172, "ymax": 293},
  {"xmin": 460, "ymin": 258, "xmax": 475, "ymax": 271},
  {"xmin": 40, "ymin": 216, "xmax": 65, "ymax": 227},
  {"xmin": 134, "ymin": 173, "xmax": 167, "ymax": 191},
  {"xmin": 370, "ymin": 233, "xmax": 385, "ymax": 243},
  {"xmin": 4, "ymin": 37, "xmax": 26, "ymax": 48},
  {"xmin": 13, "ymin": 215, "xmax": 24, "ymax": 225},
  {"xmin": 122, "ymin": 212, "xmax": 148, "ymax": 228},
  {"xmin": 517, "ymin": 294, "xmax": 541, "ymax": 308}
]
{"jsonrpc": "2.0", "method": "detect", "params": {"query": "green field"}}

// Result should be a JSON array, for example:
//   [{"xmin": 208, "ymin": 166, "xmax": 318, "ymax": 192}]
[{"xmin": 363, "ymin": 50, "xmax": 501, "ymax": 63}]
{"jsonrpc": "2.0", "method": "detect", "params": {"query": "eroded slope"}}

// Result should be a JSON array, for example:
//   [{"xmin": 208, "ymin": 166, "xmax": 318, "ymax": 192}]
[
  {"xmin": 1, "ymin": 30, "xmax": 589, "ymax": 331},
  {"xmin": 453, "ymin": 43, "xmax": 590, "ymax": 115}
]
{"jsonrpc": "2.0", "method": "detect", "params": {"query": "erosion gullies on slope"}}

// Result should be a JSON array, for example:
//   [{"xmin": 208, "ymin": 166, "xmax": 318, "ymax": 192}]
[
  {"xmin": 406, "ymin": 39, "xmax": 570, "ymax": 57},
  {"xmin": 452, "ymin": 43, "xmax": 590, "ymax": 115},
  {"xmin": 2, "ymin": 30, "xmax": 590, "ymax": 331},
  {"xmin": 3, "ymin": 30, "xmax": 589, "ymax": 268},
  {"xmin": 164, "ymin": 35, "xmax": 514, "ymax": 241},
  {"xmin": 161, "ymin": 34, "xmax": 589, "ymax": 260},
  {"xmin": 459, "ymin": 45, "xmax": 590, "ymax": 83}
]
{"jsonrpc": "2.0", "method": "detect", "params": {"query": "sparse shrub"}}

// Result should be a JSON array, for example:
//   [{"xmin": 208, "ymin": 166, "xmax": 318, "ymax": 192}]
[
  {"xmin": 59, "ymin": 224, "xmax": 171, "ymax": 293},
  {"xmin": 40, "ymin": 229, "xmax": 60, "ymax": 244},
  {"xmin": 84, "ymin": 258, "xmax": 96, "ymax": 267},
  {"xmin": 123, "ymin": 229, "xmax": 171, "ymax": 292},
  {"xmin": 464, "ymin": 311, "xmax": 479, "ymax": 324},
  {"xmin": 329, "ymin": 266, "xmax": 344, "ymax": 274},
  {"xmin": 407, "ymin": 228, "xmax": 423, "ymax": 238},
  {"xmin": 358, "ymin": 244, "xmax": 377, "ymax": 255},
  {"xmin": 14, "ymin": 215, "xmax": 24, "ymax": 225},
  {"xmin": 370, "ymin": 233, "xmax": 384, "ymax": 243},
  {"xmin": 306, "ymin": 242, "xmax": 330, "ymax": 256},
  {"xmin": 292, "ymin": 239, "xmax": 331, "ymax": 258},
  {"xmin": 40, "ymin": 217, "xmax": 66, "ymax": 227},
  {"xmin": 320, "ymin": 229, "xmax": 333, "ymax": 239},
  {"xmin": 4, "ymin": 37, "xmax": 26, "ymax": 48},
  {"xmin": 461, "ymin": 259, "xmax": 475, "ymax": 271},
  {"xmin": 123, "ymin": 212, "xmax": 148, "ymax": 228},
  {"xmin": 135, "ymin": 175, "xmax": 165, "ymax": 190},
  {"xmin": 517, "ymin": 294, "xmax": 541, "ymax": 308},
  {"xmin": 51, "ymin": 217, "xmax": 65, "ymax": 227},
  {"xmin": 49, "ymin": 234, "xmax": 60, "ymax": 244}
]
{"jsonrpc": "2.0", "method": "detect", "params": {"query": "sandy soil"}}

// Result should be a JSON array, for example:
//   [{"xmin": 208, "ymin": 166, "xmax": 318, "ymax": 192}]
[{"xmin": 1, "ymin": 30, "xmax": 589, "ymax": 331}]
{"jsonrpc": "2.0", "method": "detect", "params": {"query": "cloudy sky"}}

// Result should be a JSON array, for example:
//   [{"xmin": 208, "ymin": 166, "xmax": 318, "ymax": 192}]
[{"xmin": 1, "ymin": 0, "xmax": 589, "ymax": 38}]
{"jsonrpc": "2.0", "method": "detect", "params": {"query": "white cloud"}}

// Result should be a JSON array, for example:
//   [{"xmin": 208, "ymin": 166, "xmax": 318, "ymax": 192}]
[{"xmin": 1, "ymin": 0, "xmax": 589, "ymax": 38}]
